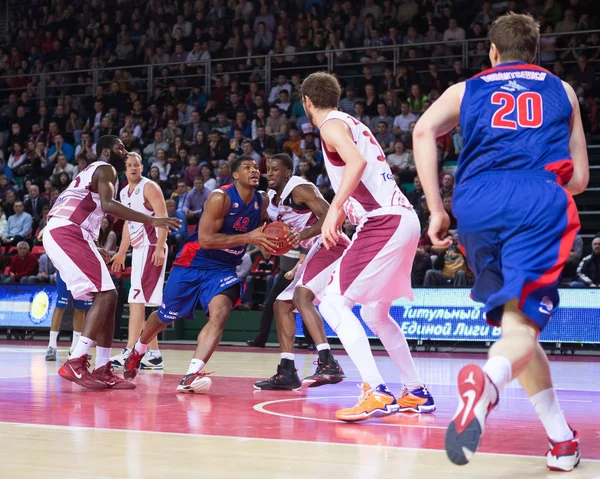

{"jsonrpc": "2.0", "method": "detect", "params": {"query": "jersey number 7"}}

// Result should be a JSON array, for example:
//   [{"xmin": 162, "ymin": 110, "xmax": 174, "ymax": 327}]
[{"xmin": 491, "ymin": 91, "xmax": 543, "ymax": 130}]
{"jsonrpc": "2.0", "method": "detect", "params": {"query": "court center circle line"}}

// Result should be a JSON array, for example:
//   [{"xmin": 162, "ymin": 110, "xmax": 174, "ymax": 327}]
[{"xmin": 253, "ymin": 396, "xmax": 446, "ymax": 429}]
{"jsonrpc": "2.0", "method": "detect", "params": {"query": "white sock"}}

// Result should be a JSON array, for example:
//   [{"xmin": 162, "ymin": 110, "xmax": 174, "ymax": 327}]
[
  {"xmin": 320, "ymin": 294, "xmax": 384, "ymax": 389},
  {"xmin": 186, "ymin": 359, "xmax": 205, "ymax": 375},
  {"xmin": 316, "ymin": 343, "xmax": 330, "ymax": 351},
  {"xmin": 149, "ymin": 349, "xmax": 161, "ymax": 358},
  {"xmin": 530, "ymin": 388, "xmax": 573, "ymax": 443},
  {"xmin": 482, "ymin": 356, "xmax": 512, "ymax": 397},
  {"xmin": 94, "ymin": 346, "xmax": 111, "ymax": 370},
  {"xmin": 281, "ymin": 352, "xmax": 295, "ymax": 361},
  {"xmin": 361, "ymin": 304, "xmax": 423, "ymax": 390},
  {"xmin": 71, "ymin": 335, "xmax": 93, "ymax": 358},
  {"xmin": 134, "ymin": 339, "xmax": 149, "ymax": 355},
  {"xmin": 49, "ymin": 331, "xmax": 58, "ymax": 349},
  {"xmin": 71, "ymin": 331, "xmax": 81, "ymax": 350}
]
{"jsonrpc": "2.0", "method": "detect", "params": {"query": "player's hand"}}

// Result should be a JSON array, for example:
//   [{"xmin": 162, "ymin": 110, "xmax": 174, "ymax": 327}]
[
  {"xmin": 428, "ymin": 211, "xmax": 452, "ymax": 249},
  {"xmin": 152, "ymin": 216, "xmax": 181, "ymax": 231},
  {"xmin": 247, "ymin": 223, "xmax": 279, "ymax": 254},
  {"xmin": 151, "ymin": 246, "xmax": 165, "ymax": 267},
  {"xmin": 321, "ymin": 206, "xmax": 344, "ymax": 250},
  {"xmin": 285, "ymin": 227, "xmax": 301, "ymax": 248},
  {"xmin": 110, "ymin": 250, "xmax": 126, "ymax": 272},
  {"xmin": 284, "ymin": 266, "xmax": 298, "ymax": 281},
  {"xmin": 97, "ymin": 248, "xmax": 111, "ymax": 264}
]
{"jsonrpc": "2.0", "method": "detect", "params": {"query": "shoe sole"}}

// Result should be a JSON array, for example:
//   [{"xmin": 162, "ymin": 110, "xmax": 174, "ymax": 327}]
[
  {"xmin": 253, "ymin": 382, "xmax": 303, "ymax": 391},
  {"xmin": 547, "ymin": 456, "xmax": 581, "ymax": 472},
  {"xmin": 176, "ymin": 377, "xmax": 212, "ymax": 394},
  {"xmin": 336, "ymin": 403, "xmax": 399, "ymax": 422},
  {"xmin": 445, "ymin": 365, "xmax": 487, "ymax": 466},
  {"xmin": 45, "ymin": 357, "xmax": 56, "ymax": 362},
  {"xmin": 397, "ymin": 403, "xmax": 437, "ymax": 414},
  {"xmin": 58, "ymin": 368, "xmax": 108, "ymax": 390},
  {"xmin": 140, "ymin": 364, "xmax": 164, "ymax": 370},
  {"xmin": 103, "ymin": 382, "xmax": 137, "ymax": 390},
  {"xmin": 303, "ymin": 374, "xmax": 345, "ymax": 388}
]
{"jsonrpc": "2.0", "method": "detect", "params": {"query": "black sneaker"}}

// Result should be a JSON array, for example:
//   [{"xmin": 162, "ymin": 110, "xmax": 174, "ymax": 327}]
[
  {"xmin": 253, "ymin": 360, "xmax": 302, "ymax": 390},
  {"xmin": 303, "ymin": 355, "xmax": 346, "ymax": 388}
]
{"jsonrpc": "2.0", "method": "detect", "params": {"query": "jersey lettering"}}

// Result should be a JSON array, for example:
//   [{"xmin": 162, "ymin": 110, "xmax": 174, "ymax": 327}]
[
  {"xmin": 233, "ymin": 217, "xmax": 250, "ymax": 232},
  {"xmin": 491, "ymin": 91, "xmax": 543, "ymax": 130},
  {"xmin": 361, "ymin": 130, "xmax": 387, "ymax": 162}
]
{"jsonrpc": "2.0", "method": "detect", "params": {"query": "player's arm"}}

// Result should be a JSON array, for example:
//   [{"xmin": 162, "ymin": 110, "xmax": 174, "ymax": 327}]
[
  {"xmin": 284, "ymin": 252, "xmax": 307, "ymax": 280},
  {"xmin": 318, "ymin": 119, "xmax": 364, "ymax": 248},
  {"xmin": 111, "ymin": 220, "xmax": 130, "ymax": 272},
  {"xmin": 95, "ymin": 165, "xmax": 181, "ymax": 231},
  {"xmin": 289, "ymin": 184, "xmax": 330, "ymax": 244},
  {"xmin": 145, "ymin": 181, "xmax": 169, "ymax": 267},
  {"xmin": 197, "ymin": 190, "xmax": 278, "ymax": 253},
  {"xmin": 562, "ymin": 81, "xmax": 589, "ymax": 196},
  {"xmin": 413, "ymin": 82, "xmax": 464, "ymax": 248},
  {"xmin": 260, "ymin": 191, "xmax": 271, "ymax": 223}
]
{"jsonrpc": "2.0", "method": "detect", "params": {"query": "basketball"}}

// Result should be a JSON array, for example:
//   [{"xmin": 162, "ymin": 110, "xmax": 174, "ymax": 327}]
[{"xmin": 264, "ymin": 221, "xmax": 293, "ymax": 256}]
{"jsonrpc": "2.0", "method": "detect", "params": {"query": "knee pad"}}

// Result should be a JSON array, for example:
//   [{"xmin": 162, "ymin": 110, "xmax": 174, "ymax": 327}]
[
  {"xmin": 360, "ymin": 303, "xmax": 394, "ymax": 338},
  {"xmin": 319, "ymin": 294, "xmax": 353, "ymax": 332}
]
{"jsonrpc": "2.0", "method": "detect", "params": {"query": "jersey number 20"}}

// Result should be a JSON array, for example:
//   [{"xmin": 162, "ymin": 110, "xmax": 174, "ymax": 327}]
[{"xmin": 491, "ymin": 92, "xmax": 543, "ymax": 130}]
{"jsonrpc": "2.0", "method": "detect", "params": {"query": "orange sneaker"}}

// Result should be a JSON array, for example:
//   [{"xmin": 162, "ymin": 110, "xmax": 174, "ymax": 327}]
[
  {"xmin": 336, "ymin": 383, "xmax": 399, "ymax": 422},
  {"xmin": 397, "ymin": 385, "xmax": 436, "ymax": 413}
]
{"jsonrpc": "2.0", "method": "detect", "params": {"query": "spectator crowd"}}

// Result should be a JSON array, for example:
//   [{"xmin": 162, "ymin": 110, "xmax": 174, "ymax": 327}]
[{"xmin": 0, "ymin": 0, "xmax": 598, "ymax": 304}]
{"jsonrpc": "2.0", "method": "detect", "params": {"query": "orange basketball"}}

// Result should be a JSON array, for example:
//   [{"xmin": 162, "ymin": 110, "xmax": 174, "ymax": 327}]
[{"xmin": 264, "ymin": 221, "xmax": 293, "ymax": 256}]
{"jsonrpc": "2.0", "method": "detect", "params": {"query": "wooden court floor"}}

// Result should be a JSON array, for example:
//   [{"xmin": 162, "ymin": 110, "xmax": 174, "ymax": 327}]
[{"xmin": 0, "ymin": 344, "xmax": 599, "ymax": 478}]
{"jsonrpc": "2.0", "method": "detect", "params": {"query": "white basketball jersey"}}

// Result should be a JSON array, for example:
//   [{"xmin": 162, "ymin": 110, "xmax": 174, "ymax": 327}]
[
  {"xmin": 120, "ymin": 177, "xmax": 158, "ymax": 248},
  {"xmin": 320, "ymin": 111, "xmax": 412, "ymax": 224},
  {"xmin": 267, "ymin": 176, "xmax": 320, "ymax": 249},
  {"xmin": 48, "ymin": 160, "xmax": 118, "ymax": 240}
]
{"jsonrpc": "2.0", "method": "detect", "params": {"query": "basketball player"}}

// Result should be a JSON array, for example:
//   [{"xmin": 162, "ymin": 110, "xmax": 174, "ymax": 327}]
[
  {"xmin": 45, "ymin": 271, "xmax": 91, "ymax": 361},
  {"xmin": 300, "ymin": 72, "xmax": 435, "ymax": 422},
  {"xmin": 413, "ymin": 13, "xmax": 588, "ymax": 471},
  {"xmin": 43, "ymin": 135, "xmax": 180, "ymax": 390},
  {"xmin": 123, "ymin": 156, "xmax": 279, "ymax": 392},
  {"xmin": 110, "ymin": 152, "xmax": 168, "ymax": 371},
  {"xmin": 253, "ymin": 153, "xmax": 346, "ymax": 391}
]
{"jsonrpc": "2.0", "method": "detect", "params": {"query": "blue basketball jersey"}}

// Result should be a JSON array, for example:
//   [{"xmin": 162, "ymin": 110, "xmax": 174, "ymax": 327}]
[
  {"xmin": 456, "ymin": 61, "xmax": 573, "ymax": 185},
  {"xmin": 173, "ymin": 185, "xmax": 263, "ymax": 269}
]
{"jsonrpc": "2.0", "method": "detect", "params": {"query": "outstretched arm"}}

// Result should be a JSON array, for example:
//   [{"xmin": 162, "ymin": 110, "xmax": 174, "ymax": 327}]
[{"xmin": 413, "ymin": 82, "xmax": 464, "ymax": 249}]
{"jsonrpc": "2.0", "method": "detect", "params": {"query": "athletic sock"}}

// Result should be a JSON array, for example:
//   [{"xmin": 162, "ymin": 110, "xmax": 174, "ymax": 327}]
[
  {"xmin": 71, "ymin": 331, "xmax": 81, "ymax": 350},
  {"xmin": 134, "ymin": 339, "xmax": 148, "ymax": 355},
  {"xmin": 49, "ymin": 331, "xmax": 58, "ymax": 349},
  {"xmin": 94, "ymin": 346, "xmax": 111, "ymax": 370},
  {"xmin": 530, "ymin": 388, "xmax": 574, "ymax": 443},
  {"xmin": 148, "ymin": 349, "xmax": 161, "ymax": 358},
  {"xmin": 280, "ymin": 352, "xmax": 295, "ymax": 361},
  {"xmin": 70, "ymin": 335, "xmax": 93, "ymax": 358},
  {"xmin": 186, "ymin": 359, "xmax": 205, "ymax": 375},
  {"xmin": 482, "ymin": 356, "xmax": 512, "ymax": 404}
]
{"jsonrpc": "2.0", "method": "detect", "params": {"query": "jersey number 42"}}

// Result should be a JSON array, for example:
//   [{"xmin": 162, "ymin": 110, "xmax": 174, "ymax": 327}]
[{"xmin": 491, "ymin": 92, "xmax": 543, "ymax": 130}]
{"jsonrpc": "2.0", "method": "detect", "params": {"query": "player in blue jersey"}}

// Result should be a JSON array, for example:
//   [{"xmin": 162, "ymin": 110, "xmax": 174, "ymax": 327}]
[
  {"xmin": 123, "ymin": 156, "xmax": 278, "ymax": 392},
  {"xmin": 413, "ymin": 13, "xmax": 589, "ymax": 472}
]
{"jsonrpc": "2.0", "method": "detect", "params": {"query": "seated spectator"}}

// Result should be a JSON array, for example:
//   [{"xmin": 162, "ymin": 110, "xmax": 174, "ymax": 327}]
[
  {"xmin": 374, "ymin": 121, "xmax": 396, "ymax": 155},
  {"xmin": 2, "ymin": 241, "xmax": 38, "ymax": 284},
  {"xmin": 183, "ymin": 177, "xmax": 210, "ymax": 223},
  {"xmin": 200, "ymin": 163, "xmax": 217, "ymax": 192},
  {"xmin": 353, "ymin": 102, "xmax": 371, "ymax": 127},
  {"xmin": 342, "ymin": 218, "xmax": 356, "ymax": 239},
  {"xmin": 295, "ymin": 158, "xmax": 317, "ymax": 184},
  {"xmin": 423, "ymin": 234, "xmax": 470, "ymax": 287},
  {"xmin": 48, "ymin": 134, "xmax": 75, "ymax": 163},
  {"xmin": 217, "ymin": 161, "xmax": 233, "ymax": 187},
  {"xmin": 184, "ymin": 156, "xmax": 202, "ymax": 187},
  {"xmin": 369, "ymin": 103, "xmax": 394, "ymax": 133},
  {"xmin": 22, "ymin": 253, "xmax": 57, "ymax": 284},
  {"xmin": 562, "ymin": 234, "xmax": 583, "ymax": 283},
  {"xmin": 443, "ymin": 195, "xmax": 457, "ymax": 230},
  {"xmin": 570, "ymin": 234, "xmax": 600, "ymax": 288},
  {"xmin": 165, "ymin": 199, "xmax": 188, "ymax": 252},
  {"xmin": 283, "ymin": 127, "xmax": 302, "ymax": 158},
  {"xmin": 2, "ymin": 201, "xmax": 32, "ymax": 246},
  {"xmin": 97, "ymin": 217, "xmax": 117, "ymax": 255},
  {"xmin": 24, "ymin": 184, "xmax": 48, "ymax": 230},
  {"xmin": 242, "ymin": 140, "xmax": 261, "ymax": 163},
  {"xmin": 52, "ymin": 154, "xmax": 76, "ymax": 182},
  {"xmin": 0, "ymin": 206, "xmax": 6, "ymax": 238},
  {"xmin": 453, "ymin": 125, "xmax": 464, "ymax": 156},
  {"xmin": 406, "ymin": 176, "xmax": 424, "ymax": 209},
  {"xmin": 239, "ymin": 251, "xmax": 279, "ymax": 310},
  {"xmin": 3, "ymin": 189, "xmax": 17, "ymax": 217},
  {"xmin": 393, "ymin": 102, "xmax": 418, "ymax": 139},
  {"xmin": 387, "ymin": 141, "xmax": 416, "ymax": 182},
  {"xmin": 440, "ymin": 173, "xmax": 455, "ymax": 198},
  {"xmin": 252, "ymin": 126, "xmax": 277, "ymax": 155},
  {"xmin": 171, "ymin": 180, "xmax": 190, "ymax": 213},
  {"xmin": 412, "ymin": 246, "xmax": 433, "ymax": 287}
]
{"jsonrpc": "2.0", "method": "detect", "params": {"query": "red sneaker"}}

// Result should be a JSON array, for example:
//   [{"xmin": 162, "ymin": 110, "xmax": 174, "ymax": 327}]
[
  {"xmin": 123, "ymin": 348, "xmax": 144, "ymax": 380},
  {"xmin": 58, "ymin": 355, "xmax": 107, "ymax": 390},
  {"xmin": 92, "ymin": 363, "xmax": 136, "ymax": 389}
]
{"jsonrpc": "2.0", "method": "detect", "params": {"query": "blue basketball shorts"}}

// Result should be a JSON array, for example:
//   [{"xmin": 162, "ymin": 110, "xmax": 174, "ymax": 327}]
[
  {"xmin": 453, "ymin": 171, "xmax": 579, "ymax": 330},
  {"xmin": 55, "ymin": 271, "xmax": 92, "ymax": 311},
  {"xmin": 157, "ymin": 265, "xmax": 243, "ymax": 323}
]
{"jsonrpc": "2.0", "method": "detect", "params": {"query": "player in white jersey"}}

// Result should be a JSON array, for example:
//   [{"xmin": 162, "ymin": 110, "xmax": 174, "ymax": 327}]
[
  {"xmin": 301, "ymin": 72, "xmax": 435, "ymax": 422},
  {"xmin": 253, "ymin": 154, "xmax": 346, "ymax": 390},
  {"xmin": 110, "ymin": 153, "xmax": 168, "ymax": 370},
  {"xmin": 43, "ymin": 135, "xmax": 180, "ymax": 390}
]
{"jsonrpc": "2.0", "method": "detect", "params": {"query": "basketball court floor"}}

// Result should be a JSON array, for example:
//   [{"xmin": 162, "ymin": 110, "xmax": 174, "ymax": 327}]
[{"xmin": 0, "ymin": 343, "xmax": 598, "ymax": 478}]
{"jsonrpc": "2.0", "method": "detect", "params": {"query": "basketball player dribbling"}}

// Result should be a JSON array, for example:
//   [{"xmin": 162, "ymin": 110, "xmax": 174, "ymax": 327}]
[
  {"xmin": 300, "ymin": 72, "xmax": 435, "ymax": 422},
  {"xmin": 413, "ymin": 13, "xmax": 588, "ymax": 471},
  {"xmin": 43, "ymin": 135, "xmax": 181, "ymax": 390},
  {"xmin": 110, "ymin": 152, "xmax": 168, "ymax": 371}
]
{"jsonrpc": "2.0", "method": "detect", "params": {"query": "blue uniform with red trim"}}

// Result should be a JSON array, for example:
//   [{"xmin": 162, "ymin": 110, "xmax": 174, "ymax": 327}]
[
  {"xmin": 157, "ymin": 185, "xmax": 262, "ymax": 322},
  {"xmin": 453, "ymin": 61, "xmax": 580, "ymax": 329}
]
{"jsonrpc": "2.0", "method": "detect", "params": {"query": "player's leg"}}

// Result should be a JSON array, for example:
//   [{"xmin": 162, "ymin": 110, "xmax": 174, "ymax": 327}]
[
  {"xmin": 294, "ymin": 287, "xmax": 345, "ymax": 388},
  {"xmin": 70, "ymin": 308, "xmax": 85, "ymax": 353},
  {"xmin": 253, "ymin": 298, "xmax": 303, "ymax": 390},
  {"xmin": 360, "ymin": 301, "xmax": 435, "ymax": 413},
  {"xmin": 45, "ymin": 307, "xmax": 65, "ymax": 361}
]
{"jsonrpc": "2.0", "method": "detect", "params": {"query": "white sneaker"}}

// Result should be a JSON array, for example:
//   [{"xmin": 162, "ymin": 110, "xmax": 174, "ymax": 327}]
[
  {"xmin": 45, "ymin": 347, "xmax": 57, "ymax": 361},
  {"xmin": 141, "ymin": 351, "xmax": 164, "ymax": 370},
  {"xmin": 547, "ymin": 430, "xmax": 581, "ymax": 472},
  {"xmin": 110, "ymin": 348, "xmax": 130, "ymax": 369},
  {"xmin": 176, "ymin": 371, "xmax": 212, "ymax": 394}
]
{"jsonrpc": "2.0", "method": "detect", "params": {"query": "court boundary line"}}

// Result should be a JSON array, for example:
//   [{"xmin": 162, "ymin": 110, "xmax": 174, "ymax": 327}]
[{"xmin": 1, "ymin": 421, "xmax": 599, "ymax": 463}]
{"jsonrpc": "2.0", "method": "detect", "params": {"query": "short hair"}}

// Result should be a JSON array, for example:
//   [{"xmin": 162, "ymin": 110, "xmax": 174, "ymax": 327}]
[
  {"xmin": 301, "ymin": 72, "xmax": 341, "ymax": 109},
  {"xmin": 97, "ymin": 135, "xmax": 120, "ymax": 154},
  {"xmin": 127, "ymin": 152, "xmax": 142, "ymax": 163},
  {"xmin": 270, "ymin": 153, "xmax": 294, "ymax": 171},
  {"xmin": 166, "ymin": 199, "xmax": 176, "ymax": 206},
  {"xmin": 17, "ymin": 241, "xmax": 29, "ymax": 249},
  {"xmin": 489, "ymin": 13, "xmax": 539, "ymax": 63},
  {"xmin": 231, "ymin": 155, "xmax": 256, "ymax": 173},
  {"xmin": 193, "ymin": 176, "xmax": 204, "ymax": 183}
]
